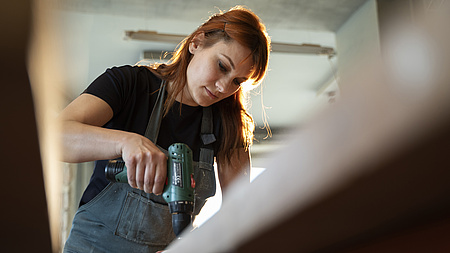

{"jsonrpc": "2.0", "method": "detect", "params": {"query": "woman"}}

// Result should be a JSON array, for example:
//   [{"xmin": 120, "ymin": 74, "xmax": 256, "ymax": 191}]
[{"xmin": 61, "ymin": 5, "xmax": 270, "ymax": 253}]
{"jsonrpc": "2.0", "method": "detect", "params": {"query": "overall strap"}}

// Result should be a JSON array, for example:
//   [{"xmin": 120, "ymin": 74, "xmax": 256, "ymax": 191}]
[
  {"xmin": 144, "ymin": 80, "xmax": 166, "ymax": 143},
  {"xmin": 201, "ymin": 106, "xmax": 216, "ymax": 146},
  {"xmin": 199, "ymin": 106, "xmax": 216, "ymax": 170},
  {"xmin": 194, "ymin": 106, "xmax": 217, "ymax": 215},
  {"xmin": 142, "ymin": 79, "xmax": 167, "ymax": 204}
]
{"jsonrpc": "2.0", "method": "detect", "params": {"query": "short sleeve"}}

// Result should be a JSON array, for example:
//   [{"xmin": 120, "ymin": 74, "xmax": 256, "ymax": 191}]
[{"xmin": 83, "ymin": 65, "xmax": 135, "ymax": 116}]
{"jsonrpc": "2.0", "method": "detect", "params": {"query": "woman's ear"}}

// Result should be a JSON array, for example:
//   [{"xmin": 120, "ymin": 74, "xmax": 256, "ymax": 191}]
[{"xmin": 189, "ymin": 32, "xmax": 205, "ymax": 54}]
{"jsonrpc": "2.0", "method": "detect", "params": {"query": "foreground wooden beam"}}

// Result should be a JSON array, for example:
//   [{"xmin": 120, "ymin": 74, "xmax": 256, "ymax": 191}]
[
  {"xmin": 166, "ymin": 15, "xmax": 450, "ymax": 253},
  {"xmin": 0, "ymin": 1, "xmax": 52, "ymax": 252}
]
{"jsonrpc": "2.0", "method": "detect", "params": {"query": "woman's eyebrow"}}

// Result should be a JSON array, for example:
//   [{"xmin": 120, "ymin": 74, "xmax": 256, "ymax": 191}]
[{"xmin": 220, "ymin": 54, "xmax": 235, "ymax": 69}]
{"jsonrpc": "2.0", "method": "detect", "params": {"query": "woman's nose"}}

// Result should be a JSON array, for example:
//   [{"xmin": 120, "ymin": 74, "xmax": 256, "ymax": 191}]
[
  {"xmin": 215, "ymin": 80, "xmax": 227, "ymax": 93},
  {"xmin": 215, "ymin": 78, "xmax": 233, "ymax": 93}
]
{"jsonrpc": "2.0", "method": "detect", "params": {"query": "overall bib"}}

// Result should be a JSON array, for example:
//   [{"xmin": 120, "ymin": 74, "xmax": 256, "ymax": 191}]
[{"xmin": 64, "ymin": 83, "xmax": 217, "ymax": 253}]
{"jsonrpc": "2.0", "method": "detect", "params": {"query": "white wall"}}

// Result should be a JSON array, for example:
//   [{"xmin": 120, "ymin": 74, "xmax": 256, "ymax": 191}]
[
  {"xmin": 335, "ymin": 0, "xmax": 381, "ymax": 93},
  {"xmin": 53, "ymin": 10, "xmax": 200, "ymax": 99},
  {"xmin": 249, "ymin": 28, "xmax": 336, "ymax": 128}
]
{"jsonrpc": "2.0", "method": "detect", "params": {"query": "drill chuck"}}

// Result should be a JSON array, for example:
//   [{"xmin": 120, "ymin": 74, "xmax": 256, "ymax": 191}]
[
  {"xmin": 172, "ymin": 212, "xmax": 193, "ymax": 237},
  {"xmin": 169, "ymin": 201, "xmax": 194, "ymax": 237}
]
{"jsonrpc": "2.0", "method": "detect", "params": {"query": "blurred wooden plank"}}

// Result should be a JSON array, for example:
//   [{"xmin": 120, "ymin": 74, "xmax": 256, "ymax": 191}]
[
  {"xmin": 165, "ymin": 4, "xmax": 450, "ymax": 251},
  {"xmin": 0, "ymin": 1, "xmax": 52, "ymax": 252}
]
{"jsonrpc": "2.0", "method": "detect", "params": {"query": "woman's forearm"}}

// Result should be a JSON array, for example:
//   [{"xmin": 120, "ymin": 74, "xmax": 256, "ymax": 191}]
[
  {"xmin": 60, "ymin": 118, "xmax": 168, "ymax": 194},
  {"xmin": 59, "ymin": 120, "xmax": 128, "ymax": 163}
]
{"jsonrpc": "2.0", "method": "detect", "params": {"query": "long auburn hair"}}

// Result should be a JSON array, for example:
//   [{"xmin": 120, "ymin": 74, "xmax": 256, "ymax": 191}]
[{"xmin": 150, "ymin": 6, "xmax": 271, "ymax": 159}]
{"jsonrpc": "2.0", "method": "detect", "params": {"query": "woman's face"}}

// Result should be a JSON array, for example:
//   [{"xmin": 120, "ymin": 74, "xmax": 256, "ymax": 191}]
[{"xmin": 181, "ymin": 36, "xmax": 253, "ymax": 107}]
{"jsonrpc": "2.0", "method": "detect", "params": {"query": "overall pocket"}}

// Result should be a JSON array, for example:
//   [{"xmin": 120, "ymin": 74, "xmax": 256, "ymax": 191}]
[{"xmin": 115, "ymin": 191, "xmax": 175, "ymax": 246}]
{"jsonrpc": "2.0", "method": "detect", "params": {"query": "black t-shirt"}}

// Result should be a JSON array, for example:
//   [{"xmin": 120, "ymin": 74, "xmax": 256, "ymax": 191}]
[{"xmin": 79, "ymin": 65, "xmax": 221, "ymax": 206}]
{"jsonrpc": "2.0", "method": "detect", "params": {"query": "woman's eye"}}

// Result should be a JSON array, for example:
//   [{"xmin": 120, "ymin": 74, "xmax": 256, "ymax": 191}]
[{"xmin": 218, "ymin": 61, "xmax": 227, "ymax": 72}]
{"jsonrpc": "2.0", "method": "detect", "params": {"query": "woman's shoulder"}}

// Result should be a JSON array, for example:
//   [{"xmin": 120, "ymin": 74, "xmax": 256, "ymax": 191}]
[
  {"xmin": 107, "ymin": 65, "xmax": 160, "ymax": 78},
  {"xmin": 105, "ymin": 65, "xmax": 162, "ymax": 89}
]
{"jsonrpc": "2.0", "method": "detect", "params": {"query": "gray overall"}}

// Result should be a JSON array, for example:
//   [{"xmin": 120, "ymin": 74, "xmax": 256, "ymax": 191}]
[{"xmin": 64, "ymin": 83, "xmax": 217, "ymax": 253}]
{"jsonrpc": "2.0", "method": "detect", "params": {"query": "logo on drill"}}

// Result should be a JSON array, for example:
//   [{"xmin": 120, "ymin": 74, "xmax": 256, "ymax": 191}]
[{"xmin": 172, "ymin": 162, "xmax": 183, "ymax": 187}]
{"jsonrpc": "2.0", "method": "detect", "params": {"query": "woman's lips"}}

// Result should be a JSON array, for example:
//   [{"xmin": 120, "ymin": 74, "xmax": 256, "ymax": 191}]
[{"xmin": 205, "ymin": 87, "xmax": 218, "ymax": 99}]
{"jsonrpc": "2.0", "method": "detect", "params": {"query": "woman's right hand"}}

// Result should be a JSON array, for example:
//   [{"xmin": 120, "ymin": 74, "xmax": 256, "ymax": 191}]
[{"xmin": 120, "ymin": 132, "xmax": 167, "ymax": 195}]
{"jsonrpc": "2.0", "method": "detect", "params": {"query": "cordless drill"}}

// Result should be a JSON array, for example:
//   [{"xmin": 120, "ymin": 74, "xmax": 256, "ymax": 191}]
[{"xmin": 105, "ymin": 143, "xmax": 195, "ymax": 237}]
